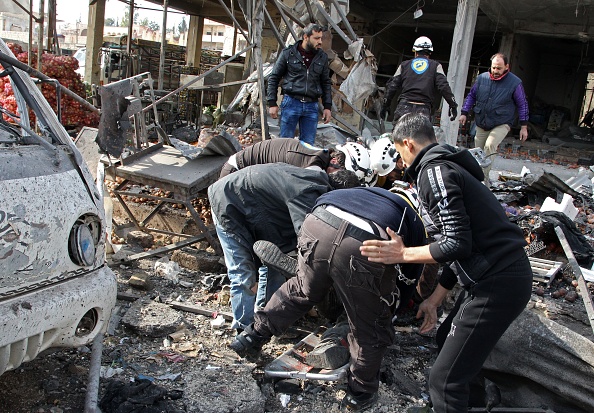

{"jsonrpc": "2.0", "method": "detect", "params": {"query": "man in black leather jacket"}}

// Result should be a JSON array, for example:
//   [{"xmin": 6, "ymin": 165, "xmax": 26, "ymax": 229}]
[{"xmin": 266, "ymin": 23, "xmax": 333, "ymax": 145}]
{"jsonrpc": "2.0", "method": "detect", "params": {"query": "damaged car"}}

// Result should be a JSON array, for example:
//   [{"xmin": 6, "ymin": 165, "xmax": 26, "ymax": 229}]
[{"xmin": 0, "ymin": 38, "xmax": 116, "ymax": 376}]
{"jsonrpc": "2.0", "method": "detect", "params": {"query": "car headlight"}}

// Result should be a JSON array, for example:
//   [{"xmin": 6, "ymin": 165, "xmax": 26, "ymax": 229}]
[{"xmin": 68, "ymin": 215, "xmax": 101, "ymax": 267}]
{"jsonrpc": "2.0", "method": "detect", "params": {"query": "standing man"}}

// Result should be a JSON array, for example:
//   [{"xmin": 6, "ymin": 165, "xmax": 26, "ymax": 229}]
[
  {"xmin": 208, "ymin": 163, "xmax": 358, "ymax": 333},
  {"xmin": 360, "ymin": 114, "xmax": 532, "ymax": 413},
  {"xmin": 459, "ymin": 53, "xmax": 529, "ymax": 186},
  {"xmin": 267, "ymin": 23, "xmax": 333, "ymax": 145},
  {"xmin": 230, "ymin": 186, "xmax": 427, "ymax": 412},
  {"xmin": 381, "ymin": 36, "xmax": 458, "ymax": 123},
  {"xmin": 218, "ymin": 137, "xmax": 345, "ymax": 178}
]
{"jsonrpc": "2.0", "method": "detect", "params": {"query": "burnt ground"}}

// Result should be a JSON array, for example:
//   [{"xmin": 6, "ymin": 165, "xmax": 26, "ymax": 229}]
[
  {"xmin": 1, "ymin": 137, "xmax": 593, "ymax": 413},
  {"xmin": 0, "ymin": 245, "xmax": 592, "ymax": 413},
  {"xmin": 0, "ymin": 252, "xmax": 441, "ymax": 413}
]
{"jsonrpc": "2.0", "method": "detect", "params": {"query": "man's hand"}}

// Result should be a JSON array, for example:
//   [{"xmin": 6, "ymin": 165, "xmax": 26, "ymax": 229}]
[
  {"xmin": 519, "ymin": 125, "xmax": 528, "ymax": 142},
  {"xmin": 360, "ymin": 227, "xmax": 405, "ymax": 264},
  {"xmin": 448, "ymin": 106, "xmax": 458, "ymax": 121},
  {"xmin": 322, "ymin": 109, "xmax": 332, "ymax": 124},
  {"xmin": 269, "ymin": 106, "xmax": 279, "ymax": 119},
  {"xmin": 459, "ymin": 114, "xmax": 467, "ymax": 126},
  {"xmin": 417, "ymin": 285, "xmax": 449, "ymax": 334}
]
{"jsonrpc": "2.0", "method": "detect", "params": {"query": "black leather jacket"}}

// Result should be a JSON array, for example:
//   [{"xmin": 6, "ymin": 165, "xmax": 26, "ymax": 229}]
[{"xmin": 267, "ymin": 43, "xmax": 332, "ymax": 110}]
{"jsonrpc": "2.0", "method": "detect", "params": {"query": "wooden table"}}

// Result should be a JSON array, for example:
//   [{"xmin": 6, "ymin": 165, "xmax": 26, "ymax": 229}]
[{"xmin": 105, "ymin": 143, "xmax": 227, "ymax": 258}]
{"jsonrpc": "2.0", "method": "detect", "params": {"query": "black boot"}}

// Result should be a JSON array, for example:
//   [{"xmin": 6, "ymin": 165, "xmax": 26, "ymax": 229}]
[
  {"xmin": 340, "ymin": 389, "xmax": 378, "ymax": 412},
  {"xmin": 253, "ymin": 240, "xmax": 297, "ymax": 278},
  {"xmin": 229, "ymin": 324, "xmax": 269, "ymax": 358}
]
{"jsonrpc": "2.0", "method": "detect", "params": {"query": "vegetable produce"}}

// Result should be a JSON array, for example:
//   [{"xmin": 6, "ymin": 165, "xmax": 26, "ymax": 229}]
[{"xmin": 0, "ymin": 43, "xmax": 99, "ymax": 128}]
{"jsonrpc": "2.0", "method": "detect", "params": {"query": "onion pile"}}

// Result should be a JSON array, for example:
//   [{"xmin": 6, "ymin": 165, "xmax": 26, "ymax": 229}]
[{"xmin": 0, "ymin": 43, "xmax": 99, "ymax": 128}]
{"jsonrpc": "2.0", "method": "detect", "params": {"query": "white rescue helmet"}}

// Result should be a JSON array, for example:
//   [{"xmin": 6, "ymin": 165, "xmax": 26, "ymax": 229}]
[
  {"xmin": 413, "ymin": 36, "xmax": 433, "ymax": 52},
  {"xmin": 370, "ymin": 137, "xmax": 398, "ymax": 176},
  {"xmin": 336, "ymin": 142, "xmax": 374, "ymax": 185}
]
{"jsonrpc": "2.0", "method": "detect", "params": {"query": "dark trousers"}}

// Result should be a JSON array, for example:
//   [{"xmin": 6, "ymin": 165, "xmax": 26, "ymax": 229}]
[
  {"xmin": 218, "ymin": 162, "xmax": 237, "ymax": 179},
  {"xmin": 254, "ymin": 210, "xmax": 418, "ymax": 394},
  {"xmin": 393, "ymin": 101, "xmax": 432, "ymax": 123},
  {"xmin": 429, "ymin": 254, "xmax": 533, "ymax": 413}
]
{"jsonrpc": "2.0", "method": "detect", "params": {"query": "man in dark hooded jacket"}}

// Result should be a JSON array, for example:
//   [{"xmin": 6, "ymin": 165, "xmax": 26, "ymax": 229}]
[
  {"xmin": 360, "ymin": 113, "xmax": 532, "ymax": 413},
  {"xmin": 209, "ymin": 163, "xmax": 359, "ymax": 332}
]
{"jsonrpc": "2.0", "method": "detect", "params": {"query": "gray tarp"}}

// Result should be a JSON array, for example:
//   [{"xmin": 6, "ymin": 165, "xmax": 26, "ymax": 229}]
[{"xmin": 483, "ymin": 309, "xmax": 594, "ymax": 413}]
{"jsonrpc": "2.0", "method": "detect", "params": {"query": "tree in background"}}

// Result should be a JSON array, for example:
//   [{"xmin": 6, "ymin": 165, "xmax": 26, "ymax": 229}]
[
  {"xmin": 178, "ymin": 18, "xmax": 187, "ymax": 37},
  {"xmin": 121, "ymin": 10, "xmax": 139, "ymax": 27},
  {"xmin": 105, "ymin": 17, "xmax": 116, "ymax": 27}
]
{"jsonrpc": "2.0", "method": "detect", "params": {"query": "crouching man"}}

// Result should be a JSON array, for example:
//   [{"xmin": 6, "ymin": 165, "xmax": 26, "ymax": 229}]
[
  {"xmin": 208, "ymin": 163, "xmax": 359, "ymax": 333},
  {"xmin": 229, "ymin": 186, "xmax": 427, "ymax": 412}
]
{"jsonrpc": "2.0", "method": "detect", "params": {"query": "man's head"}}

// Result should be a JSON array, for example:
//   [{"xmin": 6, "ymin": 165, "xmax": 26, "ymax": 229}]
[
  {"xmin": 326, "ymin": 148, "xmax": 346, "ymax": 173},
  {"xmin": 301, "ymin": 23, "xmax": 325, "ymax": 52},
  {"xmin": 490, "ymin": 53, "xmax": 509, "ymax": 79},
  {"xmin": 327, "ymin": 169, "xmax": 361, "ymax": 190},
  {"xmin": 391, "ymin": 113, "xmax": 436, "ymax": 168},
  {"xmin": 412, "ymin": 36, "xmax": 433, "ymax": 57}
]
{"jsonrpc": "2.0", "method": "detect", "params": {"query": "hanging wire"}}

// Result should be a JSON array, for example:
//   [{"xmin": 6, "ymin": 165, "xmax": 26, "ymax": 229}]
[{"xmin": 371, "ymin": 2, "xmax": 420, "ymax": 39}]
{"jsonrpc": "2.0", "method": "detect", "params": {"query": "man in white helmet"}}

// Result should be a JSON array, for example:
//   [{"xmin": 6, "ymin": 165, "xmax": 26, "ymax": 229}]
[
  {"xmin": 381, "ymin": 36, "xmax": 458, "ymax": 124},
  {"xmin": 336, "ymin": 142, "xmax": 377, "ymax": 186}
]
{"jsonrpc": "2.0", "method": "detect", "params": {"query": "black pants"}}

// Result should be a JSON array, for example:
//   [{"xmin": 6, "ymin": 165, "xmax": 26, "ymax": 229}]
[
  {"xmin": 429, "ymin": 254, "xmax": 533, "ymax": 412},
  {"xmin": 254, "ymin": 209, "xmax": 421, "ymax": 394},
  {"xmin": 392, "ymin": 101, "xmax": 432, "ymax": 123}
]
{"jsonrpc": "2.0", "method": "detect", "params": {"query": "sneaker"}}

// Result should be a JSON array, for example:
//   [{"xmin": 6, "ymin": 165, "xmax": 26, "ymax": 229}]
[
  {"xmin": 340, "ymin": 390, "xmax": 378, "ymax": 412},
  {"xmin": 229, "ymin": 324, "xmax": 269, "ymax": 358},
  {"xmin": 306, "ymin": 321, "xmax": 350, "ymax": 369},
  {"xmin": 253, "ymin": 240, "xmax": 297, "ymax": 278}
]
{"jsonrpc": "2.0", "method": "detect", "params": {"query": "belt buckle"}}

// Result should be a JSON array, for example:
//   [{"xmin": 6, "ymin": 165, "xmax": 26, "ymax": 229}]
[{"xmin": 300, "ymin": 97, "xmax": 307, "ymax": 103}]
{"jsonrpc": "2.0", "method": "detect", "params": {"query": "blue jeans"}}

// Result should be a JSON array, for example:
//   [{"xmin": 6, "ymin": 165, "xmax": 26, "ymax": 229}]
[
  {"xmin": 279, "ymin": 95, "xmax": 319, "ymax": 145},
  {"xmin": 212, "ymin": 212, "xmax": 286, "ymax": 330},
  {"xmin": 256, "ymin": 266, "xmax": 285, "ymax": 310}
]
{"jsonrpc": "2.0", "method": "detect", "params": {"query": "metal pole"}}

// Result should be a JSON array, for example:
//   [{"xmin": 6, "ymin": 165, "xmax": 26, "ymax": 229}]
[
  {"xmin": 254, "ymin": 0, "xmax": 269, "ymax": 139},
  {"xmin": 127, "ymin": 1, "xmax": 134, "ymax": 54},
  {"xmin": 328, "ymin": 0, "xmax": 358, "ymax": 42},
  {"xmin": 216, "ymin": 0, "xmax": 249, "ymax": 42},
  {"xmin": 140, "ymin": 44, "xmax": 254, "ymax": 114},
  {"xmin": 37, "ymin": 0, "xmax": 45, "ymax": 70},
  {"xmin": 83, "ymin": 332, "xmax": 104, "ymax": 413},
  {"xmin": 554, "ymin": 226, "xmax": 594, "ymax": 336},
  {"xmin": 28, "ymin": 0, "xmax": 33, "ymax": 65},
  {"xmin": 158, "ymin": 0, "xmax": 168, "ymax": 90}
]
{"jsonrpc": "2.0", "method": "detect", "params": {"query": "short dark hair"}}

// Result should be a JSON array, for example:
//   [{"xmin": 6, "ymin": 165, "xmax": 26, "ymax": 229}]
[
  {"xmin": 391, "ymin": 113, "xmax": 436, "ymax": 146},
  {"xmin": 328, "ymin": 148, "xmax": 346, "ymax": 169},
  {"xmin": 328, "ymin": 169, "xmax": 361, "ymax": 189},
  {"xmin": 302, "ymin": 23, "xmax": 326, "ymax": 37},
  {"xmin": 490, "ymin": 53, "xmax": 508, "ymax": 65}
]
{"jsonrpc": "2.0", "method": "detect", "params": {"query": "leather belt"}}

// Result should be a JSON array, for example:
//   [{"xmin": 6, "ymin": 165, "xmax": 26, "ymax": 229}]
[
  {"xmin": 289, "ymin": 94, "xmax": 317, "ymax": 103},
  {"xmin": 311, "ymin": 207, "xmax": 380, "ymax": 242}
]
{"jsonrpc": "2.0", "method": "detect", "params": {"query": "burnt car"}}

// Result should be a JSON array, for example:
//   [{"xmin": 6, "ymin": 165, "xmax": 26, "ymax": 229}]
[{"xmin": 0, "ymin": 38, "xmax": 116, "ymax": 376}]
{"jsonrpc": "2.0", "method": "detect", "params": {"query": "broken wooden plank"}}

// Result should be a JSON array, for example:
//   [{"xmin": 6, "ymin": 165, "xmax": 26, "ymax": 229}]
[
  {"xmin": 120, "ymin": 234, "xmax": 212, "ymax": 262},
  {"xmin": 554, "ymin": 226, "xmax": 594, "ymax": 335},
  {"xmin": 170, "ymin": 302, "xmax": 234, "ymax": 320},
  {"xmin": 117, "ymin": 292, "xmax": 141, "ymax": 302},
  {"xmin": 170, "ymin": 302, "xmax": 315, "ymax": 336}
]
